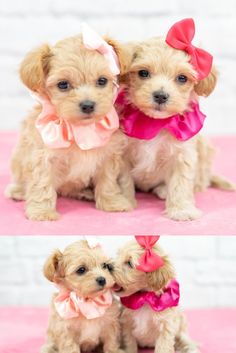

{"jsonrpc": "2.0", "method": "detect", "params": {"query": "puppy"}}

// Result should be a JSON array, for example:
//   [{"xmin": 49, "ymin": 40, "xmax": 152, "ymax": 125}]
[
  {"xmin": 41, "ymin": 240, "xmax": 123, "ymax": 353},
  {"xmin": 117, "ymin": 19, "xmax": 235, "ymax": 221},
  {"xmin": 5, "ymin": 26, "xmax": 136, "ymax": 220},
  {"xmin": 113, "ymin": 238, "xmax": 199, "ymax": 353}
]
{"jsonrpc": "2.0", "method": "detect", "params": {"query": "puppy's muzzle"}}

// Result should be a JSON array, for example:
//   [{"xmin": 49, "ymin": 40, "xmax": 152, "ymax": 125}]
[
  {"xmin": 152, "ymin": 90, "xmax": 169, "ymax": 105},
  {"xmin": 79, "ymin": 100, "xmax": 96, "ymax": 114},
  {"xmin": 96, "ymin": 276, "xmax": 106, "ymax": 287}
]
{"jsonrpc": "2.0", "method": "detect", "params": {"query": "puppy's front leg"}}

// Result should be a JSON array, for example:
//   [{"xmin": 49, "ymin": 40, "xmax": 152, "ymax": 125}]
[
  {"xmin": 166, "ymin": 142, "xmax": 202, "ymax": 221},
  {"xmin": 154, "ymin": 327, "xmax": 175, "ymax": 353},
  {"xmin": 121, "ymin": 316, "xmax": 138, "ymax": 353},
  {"xmin": 102, "ymin": 321, "xmax": 124, "ymax": 353},
  {"xmin": 94, "ymin": 155, "xmax": 134, "ymax": 212},
  {"xmin": 58, "ymin": 337, "xmax": 80, "ymax": 353},
  {"xmin": 25, "ymin": 150, "xmax": 59, "ymax": 221}
]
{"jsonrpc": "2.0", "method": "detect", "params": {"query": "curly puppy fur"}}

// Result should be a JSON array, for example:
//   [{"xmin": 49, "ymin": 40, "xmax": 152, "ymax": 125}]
[
  {"xmin": 5, "ymin": 35, "xmax": 136, "ymax": 220},
  {"xmin": 41, "ymin": 240, "xmax": 124, "ymax": 353},
  {"xmin": 113, "ymin": 240, "xmax": 199, "ymax": 353},
  {"xmin": 117, "ymin": 37, "xmax": 234, "ymax": 221}
]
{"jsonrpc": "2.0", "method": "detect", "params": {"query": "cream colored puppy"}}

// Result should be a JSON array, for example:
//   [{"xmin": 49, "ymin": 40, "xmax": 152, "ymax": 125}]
[
  {"xmin": 113, "ymin": 239, "xmax": 199, "ymax": 353},
  {"xmin": 41, "ymin": 240, "xmax": 123, "ymax": 353},
  {"xmin": 117, "ymin": 21, "xmax": 234, "ymax": 221},
  {"xmin": 5, "ymin": 30, "xmax": 135, "ymax": 220}
]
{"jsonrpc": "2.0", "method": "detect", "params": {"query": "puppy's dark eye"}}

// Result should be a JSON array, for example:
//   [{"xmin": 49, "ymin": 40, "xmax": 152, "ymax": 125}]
[
  {"xmin": 97, "ymin": 77, "xmax": 108, "ymax": 86},
  {"xmin": 126, "ymin": 260, "xmax": 133, "ymax": 268},
  {"xmin": 57, "ymin": 81, "xmax": 71, "ymax": 91},
  {"xmin": 102, "ymin": 263, "xmax": 114, "ymax": 272},
  {"xmin": 76, "ymin": 266, "xmax": 87, "ymax": 275},
  {"xmin": 138, "ymin": 70, "xmax": 150, "ymax": 79},
  {"xmin": 176, "ymin": 75, "xmax": 188, "ymax": 84}
]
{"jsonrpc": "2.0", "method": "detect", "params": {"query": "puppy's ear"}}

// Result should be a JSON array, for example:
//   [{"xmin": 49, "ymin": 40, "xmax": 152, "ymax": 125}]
[
  {"xmin": 105, "ymin": 38, "xmax": 135, "ymax": 76},
  {"xmin": 43, "ymin": 249, "xmax": 63, "ymax": 282},
  {"xmin": 19, "ymin": 43, "xmax": 52, "ymax": 92},
  {"xmin": 194, "ymin": 65, "xmax": 218, "ymax": 97},
  {"xmin": 147, "ymin": 254, "xmax": 175, "ymax": 291}
]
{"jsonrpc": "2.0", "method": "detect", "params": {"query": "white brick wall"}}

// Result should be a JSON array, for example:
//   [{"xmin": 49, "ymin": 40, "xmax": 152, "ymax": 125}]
[
  {"xmin": 0, "ymin": 236, "xmax": 236, "ymax": 308},
  {"xmin": 0, "ymin": 0, "xmax": 236, "ymax": 133}
]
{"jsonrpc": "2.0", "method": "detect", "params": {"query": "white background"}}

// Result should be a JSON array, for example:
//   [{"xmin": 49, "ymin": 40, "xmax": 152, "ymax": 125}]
[
  {"xmin": 0, "ymin": 0, "xmax": 236, "ymax": 133},
  {"xmin": 0, "ymin": 236, "xmax": 236, "ymax": 308}
]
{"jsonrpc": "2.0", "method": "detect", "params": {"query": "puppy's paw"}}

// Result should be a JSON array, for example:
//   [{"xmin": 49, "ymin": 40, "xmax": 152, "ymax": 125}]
[
  {"xmin": 153, "ymin": 184, "xmax": 167, "ymax": 200},
  {"xmin": 5, "ymin": 183, "xmax": 25, "ymax": 201},
  {"xmin": 26, "ymin": 207, "xmax": 60, "ymax": 221},
  {"xmin": 96, "ymin": 195, "xmax": 134, "ymax": 212},
  {"xmin": 166, "ymin": 206, "xmax": 202, "ymax": 221}
]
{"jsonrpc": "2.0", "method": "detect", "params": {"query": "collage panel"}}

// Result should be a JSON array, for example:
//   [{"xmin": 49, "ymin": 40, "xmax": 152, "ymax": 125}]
[
  {"xmin": 0, "ymin": 236, "xmax": 236, "ymax": 353},
  {"xmin": 0, "ymin": 2, "xmax": 236, "ymax": 353}
]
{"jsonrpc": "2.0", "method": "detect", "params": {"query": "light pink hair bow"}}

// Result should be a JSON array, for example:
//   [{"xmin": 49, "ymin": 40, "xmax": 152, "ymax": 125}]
[
  {"xmin": 54, "ymin": 289, "xmax": 113, "ymax": 320},
  {"xmin": 135, "ymin": 236, "xmax": 164, "ymax": 272},
  {"xmin": 81, "ymin": 23, "xmax": 120, "ymax": 76}
]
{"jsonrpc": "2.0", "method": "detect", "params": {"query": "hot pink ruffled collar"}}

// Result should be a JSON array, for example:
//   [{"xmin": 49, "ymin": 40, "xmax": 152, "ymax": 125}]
[
  {"xmin": 34, "ymin": 94, "xmax": 119, "ymax": 150},
  {"xmin": 54, "ymin": 289, "xmax": 113, "ymax": 320},
  {"xmin": 120, "ymin": 279, "xmax": 180, "ymax": 312},
  {"xmin": 116, "ymin": 91, "xmax": 206, "ymax": 141}
]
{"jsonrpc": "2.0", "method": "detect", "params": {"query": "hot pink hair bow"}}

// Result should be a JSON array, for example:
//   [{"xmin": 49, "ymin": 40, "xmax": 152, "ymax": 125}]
[
  {"xmin": 166, "ymin": 18, "xmax": 213, "ymax": 80},
  {"xmin": 135, "ymin": 236, "xmax": 164, "ymax": 272},
  {"xmin": 54, "ymin": 289, "xmax": 113, "ymax": 320},
  {"xmin": 81, "ymin": 23, "xmax": 120, "ymax": 76}
]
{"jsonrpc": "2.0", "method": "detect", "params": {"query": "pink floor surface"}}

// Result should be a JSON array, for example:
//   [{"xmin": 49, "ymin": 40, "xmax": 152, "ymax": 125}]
[
  {"xmin": 0, "ymin": 132, "xmax": 236, "ymax": 235},
  {"xmin": 0, "ymin": 307, "xmax": 235, "ymax": 353}
]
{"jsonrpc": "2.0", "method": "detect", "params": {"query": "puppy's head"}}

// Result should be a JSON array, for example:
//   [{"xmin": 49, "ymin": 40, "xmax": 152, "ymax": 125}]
[
  {"xmin": 20, "ymin": 35, "xmax": 128, "ymax": 124},
  {"xmin": 113, "ymin": 240, "xmax": 175, "ymax": 296},
  {"xmin": 122, "ymin": 37, "xmax": 217, "ymax": 119},
  {"xmin": 43, "ymin": 240, "xmax": 114, "ymax": 298}
]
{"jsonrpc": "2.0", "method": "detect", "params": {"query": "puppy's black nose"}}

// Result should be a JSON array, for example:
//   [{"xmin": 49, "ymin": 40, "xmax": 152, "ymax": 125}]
[
  {"xmin": 96, "ymin": 276, "xmax": 106, "ymax": 287},
  {"xmin": 153, "ymin": 91, "xmax": 169, "ymax": 104},
  {"xmin": 79, "ymin": 100, "xmax": 95, "ymax": 114}
]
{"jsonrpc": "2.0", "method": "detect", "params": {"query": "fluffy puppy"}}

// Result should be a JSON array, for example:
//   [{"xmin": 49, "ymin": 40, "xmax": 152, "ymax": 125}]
[
  {"xmin": 41, "ymin": 240, "xmax": 123, "ymax": 353},
  {"xmin": 5, "ymin": 33, "xmax": 135, "ymax": 220},
  {"xmin": 117, "ymin": 36, "xmax": 235, "ymax": 221},
  {"xmin": 113, "ymin": 240, "xmax": 199, "ymax": 353}
]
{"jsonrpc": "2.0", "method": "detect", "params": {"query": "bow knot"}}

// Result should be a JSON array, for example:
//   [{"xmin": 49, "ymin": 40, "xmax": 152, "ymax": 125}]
[
  {"xmin": 81, "ymin": 23, "xmax": 120, "ymax": 76},
  {"xmin": 54, "ymin": 289, "xmax": 113, "ymax": 320},
  {"xmin": 135, "ymin": 236, "xmax": 164, "ymax": 272},
  {"xmin": 166, "ymin": 18, "xmax": 213, "ymax": 80}
]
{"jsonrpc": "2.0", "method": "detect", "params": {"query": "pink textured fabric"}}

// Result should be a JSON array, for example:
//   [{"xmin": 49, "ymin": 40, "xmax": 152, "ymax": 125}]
[
  {"xmin": 81, "ymin": 23, "xmax": 120, "ymax": 76},
  {"xmin": 54, "ymin": 290, "xmax": 112, "ymax": 319},
  {"xmin": 35, "ymin": 94, "xmax": 119, "ymax": 150},
  {"xmin": 135, "ymin": 236, "xmax": 164, "ymax": 272},
  {"xmin": 120, "ymin": 279, "xmax": 180, "ymax": 311},
  {"xmin": 0, "ymin": 307, "xmax": 236, "ymax": 353},
  {"xmin": 117, "ymin": 91, "xmax": 206, "ymax": 141},
  {"xmin": 1, "ymin": 132, "xmax": 236, "ymax": 235},
  {"xmin": 166, "ymin": 18, "xmax": 213, "ymax": 80}
]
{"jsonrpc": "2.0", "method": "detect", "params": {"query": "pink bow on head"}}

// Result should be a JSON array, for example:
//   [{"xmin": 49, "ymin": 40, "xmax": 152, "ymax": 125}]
[
  {"xmin": 81, "ymin": 23, "xmax": 120, "ymax": 76},
  {"xmin": 166, "ymin": 18, "xmax": 213, "ymax": 80},
  {"xmin": 135, "ymin": 236, "xmax": 164, "ymax": 272}
]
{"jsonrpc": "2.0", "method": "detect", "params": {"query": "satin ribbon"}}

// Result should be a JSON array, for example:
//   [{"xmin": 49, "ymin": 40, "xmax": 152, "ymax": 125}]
[
  {"xmin": 82, "ymin": 23, "xmax": 120, "ymax": 76},
  {"xmin": 120, "ymin": 279, "xmax": 180, "ymax": 311},
  {"xmin": 135, "ymin": 236, "xmax": 164, "ymax": 272},
  {"xmin": 54, "ymin": 289, "xmax": 113, "ymax": 320},
  {"xmin": 117, "ymin": 91, "xmax": 206, "ymax": 141},
  {"xmin": 34, "ymin": 94, "xmax": 119, "ymax": 150},
  {"xmin": 166, "ymin": 18, "xmax": 213, "ymax": 80}
]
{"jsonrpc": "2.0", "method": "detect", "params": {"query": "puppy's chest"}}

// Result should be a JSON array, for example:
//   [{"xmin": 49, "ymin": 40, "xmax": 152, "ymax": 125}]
[
  {"xmin": 130, "ymin": 306, "xmax": 164, "ymax": 347},
  {"xmin": 130, "ymin": 134, "xmax": 176, "ymax": 183},
  {"xmin": 71, "ymin": 319, "xmax": 102, "ymax": 350},
  {"xmin": 50, "ymin": 147, "xmax": 105, "ymax": 187}
]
